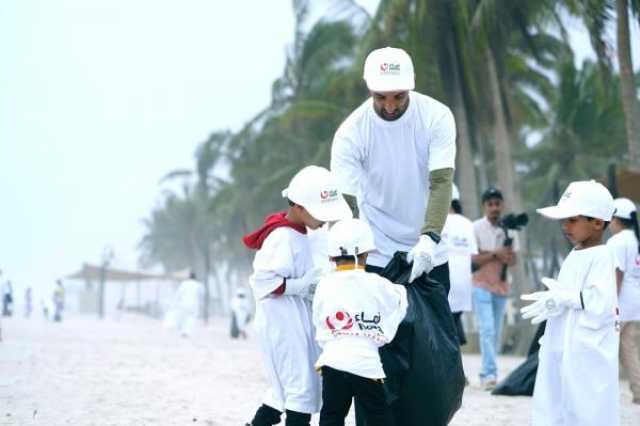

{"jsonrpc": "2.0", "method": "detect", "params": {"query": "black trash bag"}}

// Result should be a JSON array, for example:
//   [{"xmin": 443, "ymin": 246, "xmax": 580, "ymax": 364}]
[
  {"xmin": 491, "ymin": 322, "xmax": 546, "ymax": 397},
  {"xmin": 490, "ymin": 352, "xmax": 538, "ymax": 396},
  {"xmin": 374, "ymin": 252, "xmax": 465, "ymax": 426},
  {"xmin": 230, "ymin": 312, "xmax": 240, "ymax": 339}
]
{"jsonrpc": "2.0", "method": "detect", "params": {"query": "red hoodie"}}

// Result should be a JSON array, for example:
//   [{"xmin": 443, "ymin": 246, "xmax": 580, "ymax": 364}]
[{"xmin": 242, "ymin": 211, "xmax": 307, "ymax": 295}]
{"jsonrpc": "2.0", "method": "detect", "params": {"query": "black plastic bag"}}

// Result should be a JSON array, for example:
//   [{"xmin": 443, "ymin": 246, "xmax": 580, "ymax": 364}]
[
  {"xmin": 490, "ymin": 352, "xmax": 538, "ymax": 396},
  {"xmin": 491, "ymin": 322, "xmax": 545, "ymax": 397},
  {"xmin": 371, "ymin": 252, "xmax": 465, "ymax": 426}
]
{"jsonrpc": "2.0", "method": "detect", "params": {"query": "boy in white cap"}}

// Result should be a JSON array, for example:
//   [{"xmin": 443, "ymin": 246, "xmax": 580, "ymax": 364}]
[
  {"xmin": 521, "ymin": 180, "xmax": 620, "ymax": 426},
  {"xmin": 242, "ymin": 165, "xmax": 352, "ymax": 426},
  {"xmin": 312, "ymin": 218, "xmax": 408, "ymax": 426},
  {"xmin": 607, "ymin": 197, "xmax": 640, "ymax": 404}
]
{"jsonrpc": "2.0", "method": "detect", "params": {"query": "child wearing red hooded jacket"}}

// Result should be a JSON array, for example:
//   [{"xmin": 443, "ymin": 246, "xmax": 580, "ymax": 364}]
[{"xmin": 243, "ymin": 166, "xmax": 352, "ymax": 426}]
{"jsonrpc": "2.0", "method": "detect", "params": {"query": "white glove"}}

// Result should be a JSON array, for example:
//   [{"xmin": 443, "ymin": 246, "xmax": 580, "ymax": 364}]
[
  {"xmin": 407, "ymin": 235, "xmax": 437, "ymax": 283},
  {"xmin": 520, "ymin": 277, "xmax": 581, "ymax": 324},
  {"xmin": 284, "ymin": 267, "xmax": 323, "ymax": 299}
]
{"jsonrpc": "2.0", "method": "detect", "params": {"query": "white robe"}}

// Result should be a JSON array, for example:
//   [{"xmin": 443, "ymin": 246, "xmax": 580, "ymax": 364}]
[
  {"xmin": 531, "ymin": 245, "xmax": 619, "ymax": 426},
  {"xmin": 230, "ymin": 295, "xmax": 252, "ymax": 332},
  {"xmin": 167, "ymin": 279, "xmax": 203, "ymax": 337},
  {"xmin": 250, "ymin": 227, "xmax": 321, "ymax": 414}
]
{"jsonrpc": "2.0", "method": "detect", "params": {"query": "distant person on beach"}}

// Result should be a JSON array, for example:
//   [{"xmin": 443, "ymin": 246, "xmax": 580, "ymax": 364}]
[
  {"xmin": 53, "ymin": 280, "xmax": 65, "ymax": 322},
  {"xmin": 2, "ymin": 280, "xmax": 14, "ymax": 317},
  {"xmin": 170, "ymin": 271, "xmax": 204, "ymax": 337},
  {"xmin": 230, "ymin": 287, "xmax": 252, "ymax": 339},
  {"xmin": 24, "ymin": 287, "xmax": 33, "ymax": 318}
]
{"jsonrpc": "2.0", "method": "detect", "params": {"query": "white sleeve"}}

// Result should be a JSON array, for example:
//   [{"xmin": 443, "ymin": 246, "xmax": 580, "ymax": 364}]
[
  {"xmin": 312, "ymin": 278, "xmax": 330, "ymax": 347},
  {"xmin": 379, "ymin": 277, "xmax": 408, "ymax": 342},
  {"xmin": 607, "ymin": 238, "xmax": 626, "ymax": 272},
  {"xmin": 578, "ymin": 252, "xmax": 618, "ymax": 330},
  {"xmin": 468, "ymin": 221, "xmax": 479, "ymax": 255},
  {"xmin": 428, "ymin": 108, "xmax": 456, "ymax": 172},
  {"xmin": 330, "ymin": 127, "xmax": 363, "ymax": 196},
  {"xmin": 249, "ymin": 229, "xmax": 293, "ymax": 300}
]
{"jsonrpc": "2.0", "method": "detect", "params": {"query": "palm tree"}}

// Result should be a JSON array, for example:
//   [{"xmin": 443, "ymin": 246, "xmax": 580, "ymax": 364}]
[{"xmin": 616, "ymin": 0, "xmax": 640, "ymax": 167}]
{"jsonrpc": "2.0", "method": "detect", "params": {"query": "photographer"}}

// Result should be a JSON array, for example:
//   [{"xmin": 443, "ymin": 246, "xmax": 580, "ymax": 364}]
[{"xmin": 471, "ymin": 187, "xmax": 521, "ymax": 390}]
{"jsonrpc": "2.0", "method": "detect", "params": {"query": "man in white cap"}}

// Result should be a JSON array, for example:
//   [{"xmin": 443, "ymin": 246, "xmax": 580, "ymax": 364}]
[
  {"xmin": 441, "ymin": 184, "xmax": 478, "ymax": 352},
  {"xmin": 330, "ymin": 46, "xmax": 456, "ymax": 283},
  {"xmin": 607, "ymin": 197, "xmax": 640, "ymax": 404},
  {"xmin": 242, "ymin": 165, "xmax": 352, "ymax": 426},
  {"xmin": 521, "ymin": 180, "xmax": 620, "ymax": 426}
]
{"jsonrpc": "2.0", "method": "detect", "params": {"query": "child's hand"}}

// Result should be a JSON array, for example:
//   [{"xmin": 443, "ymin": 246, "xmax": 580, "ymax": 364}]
[
  {"xmin": 284, "ymin": 268, "xmax": 323, "ymax": 298},
  {"xmin": 520, "ymin": 278, "xmax": 581, "ymax": 324}
]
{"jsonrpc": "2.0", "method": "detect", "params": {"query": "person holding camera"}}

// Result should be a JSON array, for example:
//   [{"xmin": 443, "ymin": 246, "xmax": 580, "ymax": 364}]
[{"xmin": 472, "ymin": 187, "xmax": 520, "ymax": 390}]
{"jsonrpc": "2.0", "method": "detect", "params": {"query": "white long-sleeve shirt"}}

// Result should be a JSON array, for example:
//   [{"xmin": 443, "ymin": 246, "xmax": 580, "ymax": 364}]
[{"xmin": 313, "ymin": 267, "xmax": 408, "ymax": 379}]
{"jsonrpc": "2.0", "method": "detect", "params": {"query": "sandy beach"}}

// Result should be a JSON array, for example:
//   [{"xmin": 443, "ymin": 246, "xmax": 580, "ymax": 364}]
[{"xmin": 1, "ymin": 315, "xmax": 638, "ymax": 425}]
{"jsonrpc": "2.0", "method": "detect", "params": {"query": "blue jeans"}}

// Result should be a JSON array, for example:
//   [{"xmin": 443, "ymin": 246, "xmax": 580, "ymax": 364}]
[{"xmin": 473, "ymin": 287, "xmax": 507, "ymax": 381}]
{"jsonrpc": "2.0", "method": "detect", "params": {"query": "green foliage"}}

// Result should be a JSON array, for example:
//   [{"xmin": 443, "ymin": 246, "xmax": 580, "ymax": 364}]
[{"xmin": 140, "ymin": 0, "xmax": 636, "ymax": 285}]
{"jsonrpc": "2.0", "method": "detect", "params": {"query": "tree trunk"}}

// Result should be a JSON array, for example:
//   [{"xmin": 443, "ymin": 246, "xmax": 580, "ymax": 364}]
[
  {"xmin": 616, "ymin": 0, "xmax": 640, "ymax": 168},
  {"xmin": 450, "ymin": 44, "xmax": 480, "ymax": 219},
  {"xmin": 474, "ymin": 127, "xmax": 490, "ymax": 193},
  {"xmin": 485, "ymin": 48, "xmax": 521, "ymax": 212}
]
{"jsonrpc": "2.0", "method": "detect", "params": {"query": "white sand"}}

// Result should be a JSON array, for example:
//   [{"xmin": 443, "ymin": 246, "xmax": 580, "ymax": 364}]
[{"xmin": 1, "ymin": 315, "xmax": 638, "ymax": 425}]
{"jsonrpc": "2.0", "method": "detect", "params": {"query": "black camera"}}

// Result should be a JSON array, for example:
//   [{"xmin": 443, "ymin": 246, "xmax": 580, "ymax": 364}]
[
  {"xmin": 498, "ymin": 213, "xmax": 528, "ymax": 280},
  {"xmin": 499, "ymin": 213, "xmax": 529, "ymax": 231}
]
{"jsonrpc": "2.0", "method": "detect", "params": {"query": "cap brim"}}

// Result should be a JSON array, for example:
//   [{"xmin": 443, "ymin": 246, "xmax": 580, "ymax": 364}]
[
  {"xmin": 307, "ymin": 199, "xmax": 353, "ymax": 223},
  {"xmin": 366, "ymin": 78, "xmax": 415, "ymax": 93},
  {"xmin": 536, "ymin": 205, "xmax": 579, "ymax": 220}
]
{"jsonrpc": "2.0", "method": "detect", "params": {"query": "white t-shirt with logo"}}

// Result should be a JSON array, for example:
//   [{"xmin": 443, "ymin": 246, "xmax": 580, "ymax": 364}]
[
  {"xmin": 442, "ymin": 213, "xmax": 478, "ymax": 312},
  {"xmin": 312, "ymin": 269, "xmax": 408, "ymax": 379},
  {"xmin": 607, "ymin": 229, "xmax": 640, "ymax": 321},
  {"xmin": 330, "ymin": 91, "xmax": 456, "ymax": 268}
]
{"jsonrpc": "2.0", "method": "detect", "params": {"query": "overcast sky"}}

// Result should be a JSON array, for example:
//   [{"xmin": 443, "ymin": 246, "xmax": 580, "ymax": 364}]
[{"xmin": 0, "ymin": 1, "xmax": 637, "ymax": 297}]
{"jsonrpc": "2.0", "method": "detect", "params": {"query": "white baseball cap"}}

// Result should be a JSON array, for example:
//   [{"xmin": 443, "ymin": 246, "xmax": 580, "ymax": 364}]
[
  {"xmin": 537, "ymin": 180, "xmax": 615, "ymax": 221},
  {"xmin": 282, "ymin": 166, "xmax": 353, "ymax": 223},
  {"xmin": 613, "ymin": 197, "xmax": 637, "ymax": 220},
  {"xmin": 363, "ymin": 47, "xmax": 415, "ymax": 92},
  {"xmin": 452, "ymin": 183, "xmax": 460, "ymax": 201},
  {"xmin": 328, "ymin": 218, "xmax": 376, "ymax": 257}
]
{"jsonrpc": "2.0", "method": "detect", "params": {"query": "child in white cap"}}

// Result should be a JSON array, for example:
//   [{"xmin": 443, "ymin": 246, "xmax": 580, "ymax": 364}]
[
  {"xmin": 243, "ymin": 166, "xmax": 352, "ymax": 426},
  {"xmin": 312, "ymin": 218, "xmax": 408, "ymax": 426},
  {"xmin": 607, "ymin": 197, "xmax": 640, "ymax": 404},
  {"xmin": 521, "ymin": 180, "xmax": 619, "ymax": 426}
]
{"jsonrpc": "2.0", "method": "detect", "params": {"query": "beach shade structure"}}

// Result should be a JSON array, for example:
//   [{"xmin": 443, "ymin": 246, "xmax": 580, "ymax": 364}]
[
  {"xmin": 65, "ymin": 263, "xmax": 187, "ymax": 282},
  {"xmin": 65, "ymin": 263, "xmax": 185, "ymax": 317}
]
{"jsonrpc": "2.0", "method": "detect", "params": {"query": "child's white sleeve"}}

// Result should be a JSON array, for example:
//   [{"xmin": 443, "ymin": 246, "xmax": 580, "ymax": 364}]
[
  {"xmin": 579, "ymin": 253, "xmax": 618, "ymax": 329},
  {"xmin": 249, "ymin": 229, "xmax": 294, "ymax": 300},
  {"xmin": 312, "ymin": 278, "xmax": 329, "ymax": 347},
  {"xmin": 379, "ymin": 277, "xmax": 409, "ymax": 342}
]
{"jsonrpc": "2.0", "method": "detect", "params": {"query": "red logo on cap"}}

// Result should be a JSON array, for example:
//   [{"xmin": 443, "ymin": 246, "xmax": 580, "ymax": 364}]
[{"xmin": 380, "ymin": 63, "xmax": 388, "ymax": 72}]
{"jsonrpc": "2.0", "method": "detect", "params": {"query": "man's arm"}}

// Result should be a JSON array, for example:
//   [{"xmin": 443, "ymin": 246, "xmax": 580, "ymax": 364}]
[{"xmin": 420, "ymin": 168, "xmax": 454, "ymax": 235}]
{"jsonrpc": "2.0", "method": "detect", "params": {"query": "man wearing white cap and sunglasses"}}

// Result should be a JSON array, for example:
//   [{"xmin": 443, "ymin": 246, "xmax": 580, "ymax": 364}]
[
  {"xmin": 330, "ymin": 46, "xmax": 455, "ymax": 283},
  {"xmin": 520, "ymin": 180, "xmax": 620, "ymax": 426},
  {"xmin": 243, "ymin": 165, "xmax": 352, "ymax": 426}
]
